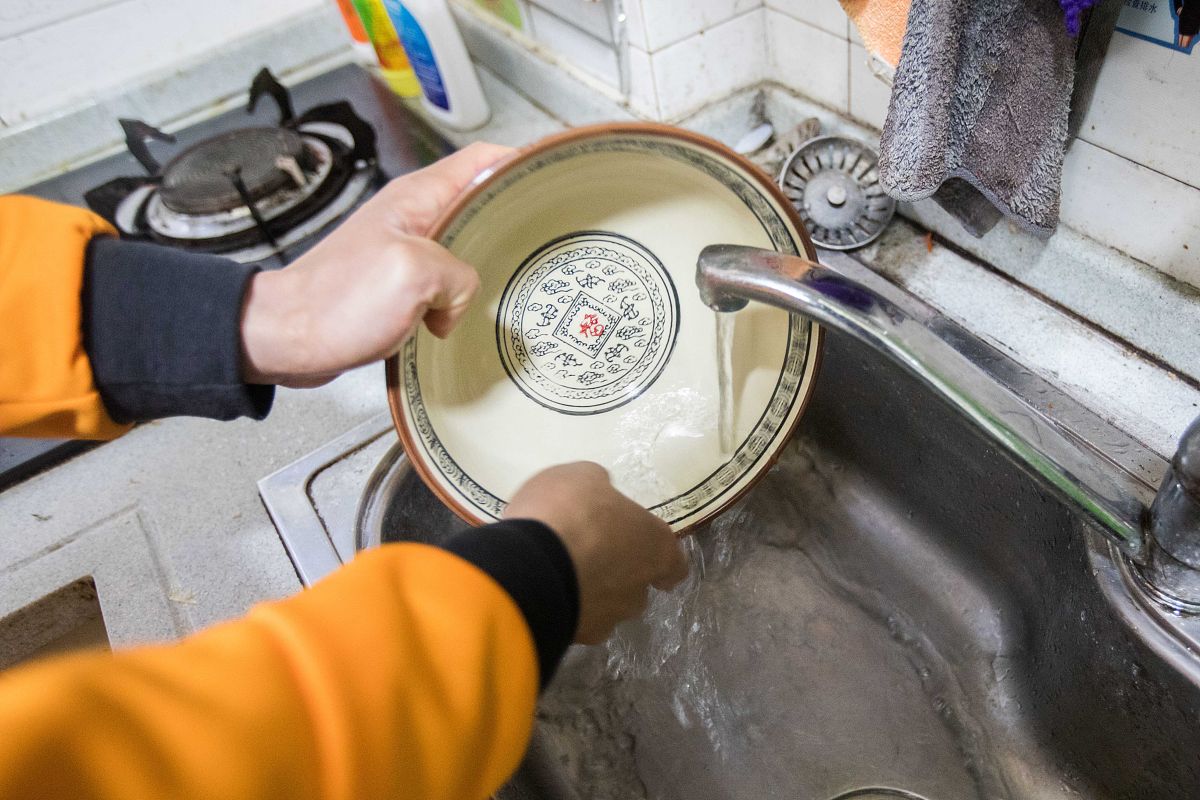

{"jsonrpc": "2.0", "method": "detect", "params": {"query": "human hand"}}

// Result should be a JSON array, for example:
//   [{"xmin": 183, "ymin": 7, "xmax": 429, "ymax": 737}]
[
  {"xmin": 503, "ymin": 462, "xmax": 689, "ymax": 644},
  {"xmin": 239, "ymin": 142, "xmax": 514, "ymax": 387}
]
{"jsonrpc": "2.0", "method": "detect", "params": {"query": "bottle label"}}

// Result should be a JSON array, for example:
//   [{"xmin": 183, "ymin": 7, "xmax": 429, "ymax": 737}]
[{"xmin": 386, "ymin": 1, "xmax": 451, "ymax": 110}]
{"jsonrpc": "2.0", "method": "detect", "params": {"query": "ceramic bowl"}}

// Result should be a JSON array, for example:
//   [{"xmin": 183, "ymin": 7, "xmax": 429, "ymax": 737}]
[{"xmin": 386, "ymin": 123, "xmax": 823, "ymax": 533}]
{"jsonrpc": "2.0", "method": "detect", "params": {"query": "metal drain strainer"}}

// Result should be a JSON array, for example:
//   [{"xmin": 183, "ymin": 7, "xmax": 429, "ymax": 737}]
[
  {"xmin": 778, "ymin": 135, "xmax": 896, "ymax": 250},
  {"xmin": 828, "ymin": 789, "xmax": 932, "ymax": 800}
]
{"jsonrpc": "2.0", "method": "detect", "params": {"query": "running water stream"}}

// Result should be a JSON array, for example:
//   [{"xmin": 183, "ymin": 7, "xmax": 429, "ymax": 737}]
[{"xmin": 715, "ymin": 312, "xmax": 736, "ymax": 455}]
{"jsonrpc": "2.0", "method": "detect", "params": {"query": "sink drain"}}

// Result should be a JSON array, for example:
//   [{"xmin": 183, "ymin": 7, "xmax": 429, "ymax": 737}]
[{"xmin": 829, "ymin": 790, "xmax": 932, "ymax": 800}]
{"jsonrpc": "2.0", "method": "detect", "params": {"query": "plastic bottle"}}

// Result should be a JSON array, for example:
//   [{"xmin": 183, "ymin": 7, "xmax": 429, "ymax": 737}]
[
  {"xmin": 349, "ymin": 0, "xmax": 421, "ymax": 98},
  {"xmin": 333, "ymin": 0, "xmax": 379, "ymax": 65},
  {"xmin": 383, "ymin": 0, "xmax": 491, "ymax": 130}
]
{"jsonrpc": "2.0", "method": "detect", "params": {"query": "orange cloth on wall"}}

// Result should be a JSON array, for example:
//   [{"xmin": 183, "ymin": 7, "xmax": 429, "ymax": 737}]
[
  {"xmin": 0, "ymin": 195, "xmax": 129, "ymax": 439},
  {"xmin": 0, "ymin": 543, "xmax": 539, "ymax": 800},
  {"xmin": 840, "ymin": 0, "xmax": 911, "ymax": 68}
]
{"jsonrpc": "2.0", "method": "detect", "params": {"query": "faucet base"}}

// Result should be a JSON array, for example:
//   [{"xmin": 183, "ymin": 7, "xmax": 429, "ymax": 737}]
[{"xmin": 1131, "ymin": 546, "xmax": 1200, "ymax": 615}]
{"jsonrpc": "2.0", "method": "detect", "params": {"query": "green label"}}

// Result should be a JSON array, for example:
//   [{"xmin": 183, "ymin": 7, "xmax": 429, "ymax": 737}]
[{"xmin": 472, "ymin": 0, "xmax": 524, "ymax": 30}]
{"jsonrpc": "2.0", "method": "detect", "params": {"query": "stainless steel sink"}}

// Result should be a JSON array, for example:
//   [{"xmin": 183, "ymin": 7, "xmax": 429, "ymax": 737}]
[{"xmin": 359, "ymin": 324, "xmax": 1200, "ymax": 800}]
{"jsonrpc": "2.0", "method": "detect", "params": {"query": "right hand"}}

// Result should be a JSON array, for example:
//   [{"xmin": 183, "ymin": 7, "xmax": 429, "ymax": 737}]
[
  {"xmin": 503, "ymin": 462, "xmax": 689, "ymax": 644},
  {"xmin": 239, "ymin": 142, "xmax": 514, "ymax": 388}
]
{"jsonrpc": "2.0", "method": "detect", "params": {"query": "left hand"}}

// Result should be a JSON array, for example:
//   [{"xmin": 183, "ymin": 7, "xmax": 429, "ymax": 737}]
[{"xmin": 239, "ymin": 142, "xmax": 513, "ymax": 387}]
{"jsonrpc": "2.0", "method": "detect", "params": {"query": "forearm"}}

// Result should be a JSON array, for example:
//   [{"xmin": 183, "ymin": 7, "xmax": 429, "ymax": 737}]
[
  {"xmin": 0, "ymin": 195, "xmax": 274, "ymax": 437},
  {"xmin": 0, "ymin": 525, "xmax": 578, "ymax": 800},
  {"xmin": 83, "ymin": 238, "xmax": 274, "ymax": 424}
]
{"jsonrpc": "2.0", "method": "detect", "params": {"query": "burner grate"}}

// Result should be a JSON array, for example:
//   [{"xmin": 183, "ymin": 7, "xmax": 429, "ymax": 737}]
[{"xmin": 159, "ymin": 128, "xmax": 306, "ymax": 215}]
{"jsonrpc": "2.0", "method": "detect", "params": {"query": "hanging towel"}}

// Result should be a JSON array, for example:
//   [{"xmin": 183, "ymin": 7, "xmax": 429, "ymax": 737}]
[
  {"xmin": 839, "ymin": 0, "xmax": 912, "ymax": 68},
  {"xmin": 877, "ymin": 0, "xmax": 1079, "ymax": 237}
]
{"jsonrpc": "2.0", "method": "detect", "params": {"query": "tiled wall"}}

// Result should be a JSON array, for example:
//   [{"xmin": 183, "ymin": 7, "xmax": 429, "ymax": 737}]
[
  {"xmin": 491, "ymin": 0, "xmax": 1200, "ymax": 290},
  {"xmin": 470, "ymin": 0, "xmax": 623, "ymax": 87},
  {"xmin": 1061, "ymin": 33, "xmax": 1200, "ymax": 289},
  {"xmin": 0, "ymin": 0, "xmax": 327, "ymax": 130},
  {"xmin": 625, "ymin": 0, "xmax": 765, "ymax": 119},
  {"xmin": 761, "ymin": 2, "xmax": 1200, "ymax": 290},
  {"xmin": 474, "ymin": 0, "xmax": 772, "ymax": 120},
  {"xmin": 486, "ymin": 1, "xmax": 889, "ymax": 132},
  {"xmin": 4, "ymin": 1, "xmax": 1197, "ymax": 289}
]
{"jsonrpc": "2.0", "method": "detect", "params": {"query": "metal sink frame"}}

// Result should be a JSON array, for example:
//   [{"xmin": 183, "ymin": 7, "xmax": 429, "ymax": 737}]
[{"xmin": 260, "ymin": 251, "xmax": 1200, "ymax": 799}]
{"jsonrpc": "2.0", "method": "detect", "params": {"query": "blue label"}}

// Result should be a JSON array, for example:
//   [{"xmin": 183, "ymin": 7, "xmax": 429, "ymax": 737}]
[
  {"xmin": 384, "ymin": 1, "xmax": 451, "ymax": 110},
  {"xmin": 1117, "ymin": 0, "xmax": 1199, "ymax": 54}
]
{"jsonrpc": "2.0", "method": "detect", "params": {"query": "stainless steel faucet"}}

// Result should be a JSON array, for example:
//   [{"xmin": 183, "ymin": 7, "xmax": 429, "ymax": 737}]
[{"xmin": 696, "ymin": 244, "xmax": 1200, "ymax": 609}]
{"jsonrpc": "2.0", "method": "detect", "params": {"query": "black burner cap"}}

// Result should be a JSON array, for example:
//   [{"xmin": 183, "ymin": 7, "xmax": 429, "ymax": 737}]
[{"xmin": 159, "ymin": 127, "xmax": 305, "ymax": 215}]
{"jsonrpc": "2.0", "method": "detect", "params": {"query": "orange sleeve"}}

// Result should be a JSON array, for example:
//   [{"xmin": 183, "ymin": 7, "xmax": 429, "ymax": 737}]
[
  {"xmin": 0, "ymin": 195, "xmax": 130, "ymax": 439},
  {"xmin": 0, "ymin": 544, "xmax": 539, "ymax": 800}
]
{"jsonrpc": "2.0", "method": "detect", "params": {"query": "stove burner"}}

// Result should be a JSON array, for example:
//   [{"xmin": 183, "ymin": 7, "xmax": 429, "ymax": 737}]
[
  {"xmin": 143, "ymin": 134, "xmax": 340, "ymax": 248},
  {"xmin": 160, "ymin": 128, "xmax": 308, "ymax": 215},
  {"xmin": 83, "ymin": 68, "xmax": 381, "ymax": 265}
]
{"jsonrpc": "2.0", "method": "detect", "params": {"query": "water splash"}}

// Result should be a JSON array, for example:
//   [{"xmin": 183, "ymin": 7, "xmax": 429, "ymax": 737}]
[
  {"xmin": 715, "ymin": 312, "xmax": 737, "ymax": 455},
  {"xmin": 610, "ymin": 387, "xmax": 716, "ymax": 506}
]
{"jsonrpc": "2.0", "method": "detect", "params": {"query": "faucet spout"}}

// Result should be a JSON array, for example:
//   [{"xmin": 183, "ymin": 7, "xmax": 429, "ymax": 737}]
[{"xmin": 696, "ymin": 244, "xmax": 1154, "ymax": 565}]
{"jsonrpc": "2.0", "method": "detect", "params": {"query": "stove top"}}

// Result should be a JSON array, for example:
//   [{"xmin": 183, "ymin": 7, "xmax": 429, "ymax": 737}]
[
  {"xmin": 85, "ymin": 68, "xmax": 384, "ymax": 265},
  {"xmin": 1, "ymin": 63, "xmax": 454, "ymax": 490}
]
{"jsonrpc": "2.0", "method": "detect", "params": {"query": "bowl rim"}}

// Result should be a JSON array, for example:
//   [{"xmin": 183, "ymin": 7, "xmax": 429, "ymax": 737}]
[{"xmin": 385, "ymin": 120, "xmax": 825, "ymax": 535}]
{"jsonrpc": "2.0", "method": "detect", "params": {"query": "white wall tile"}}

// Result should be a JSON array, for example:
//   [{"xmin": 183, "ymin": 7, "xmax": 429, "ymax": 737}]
[
  {"xmin": 650, "ymin": 7, "xmax": 765, "ymax": 119},
  {"xmin": 1078, "ymin": 31, "xmax": 1200, "ymax": 191},
  {"xmin": 625, "ymin": 44, "xmax": 659, "ymax": 117},
  {"xmin": 0, "ymin": 5, "xmax": 347, "ymax": 191},
  {"xmin": 0, "ymin": 0, "xmax": 123, "ymax": 38},
  {"xmin": 765, "ymin": 0, "xmax": 848, "ymax": 38},
  {"xmin": 766, "ymin": 8, "xmax": 848, "ymax": 113},
  {"xmin": 0, "ymin": 0, "xmax": 325, "ymax": 127},
  {"xmin": 470, "ymin": 0, "xmax": 534, "ymax": 31},
  {"xmin": 528, "ymin": 0, "xmax": 614, "ymax": 41},
  {"xmin": 640, "ymin": 0, "xmax": 761, "ymax": 52},
  {"xmin": 1061, "ymin": 139, "xmax": 1200, "ymax": 289},
  {"xmin": 527, "ymin": 4, "xmax": 621, "ymax": 86},
  {"xmin": 848, "ymin": 42, "xmax": 889, "ymax": 130},
  {"xmin": 451, "ymin": 1, "xmax": 636, "ymax": 123},
  {"xmin": 622, "ymin": 0, "xmax": 648, "ymax": 49}
]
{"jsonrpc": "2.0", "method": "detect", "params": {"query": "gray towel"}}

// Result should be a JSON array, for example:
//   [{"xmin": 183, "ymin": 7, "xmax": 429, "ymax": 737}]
[{"xmin": 878, "ymin": 0, "xmax": 1078, "ymax": 237}]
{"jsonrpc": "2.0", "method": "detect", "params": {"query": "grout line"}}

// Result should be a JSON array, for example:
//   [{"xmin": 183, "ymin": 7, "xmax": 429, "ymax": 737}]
[
  {"xmin": 646, "ymin": 4, "xmax": 764, "ymax": 54},
  {"xmin": 522, "ymin": 5, "xmax": 622, "ymax": 83},
  {"xmin": 522, "ymin": 0, "xmax": 538, "ymax": 37},
  {"xmin": 0, "ymin": 0, "xmax": 133, "ymax": 40},
  {"xmin": 763, "ymin": 2, "xmax": 851, "ymax": 40},
  {"xmin": 524, "ymin": 1, "xmax": 616, "ymax": 49},
  {"xmin": 845, "ymin": 19, "xmax": 853, "ymax": 115},
  {"xmin": 647, "ymin": 38, "xmax": 663, "ymax": 119},
  {"xmin": 1070, "ymin": 136, "xmax": 1200, "ymax": 195}
]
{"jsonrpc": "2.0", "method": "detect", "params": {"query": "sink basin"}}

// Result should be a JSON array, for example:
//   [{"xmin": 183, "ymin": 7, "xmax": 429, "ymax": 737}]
[{"xmin": 362, "ymin": 330, "xmax": 1200, "ymax": 799}]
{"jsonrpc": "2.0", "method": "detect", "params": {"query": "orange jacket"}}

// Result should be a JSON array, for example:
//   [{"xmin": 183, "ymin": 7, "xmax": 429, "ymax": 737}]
[
  {"xmin": 0, "ymin": 195, "xmax": 544, "ymax": 799},
  {"xmin": 0, "ymin": 196, "xmax": 127, "ymax": 438}
]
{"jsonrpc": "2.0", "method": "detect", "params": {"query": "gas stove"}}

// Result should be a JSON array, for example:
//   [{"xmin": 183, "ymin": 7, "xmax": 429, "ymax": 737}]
[
  {"xmin": 84, "ymin": 68, "xmax": 382, "ymax": 266},
  {"xmin": 2, "ymin": 64, "xmax": 454, "ymax": 489}
]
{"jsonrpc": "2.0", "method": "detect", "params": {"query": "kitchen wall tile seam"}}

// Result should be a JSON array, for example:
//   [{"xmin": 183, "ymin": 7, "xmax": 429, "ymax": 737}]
[
  {"xmin": 649, "ymin": 7, "xmax": 768, "ymax": 120},
  {"xmin": 0, "ymin": 0, "xmax": 136, "ymax": 40},
  {"xmin": 650, "ymin": 2, "xmax": 767, "ymax": 51},
  {"xmin": 764, "ymin": 0, "xmax": 852, "ymax": 39},
  {"xmin": 1070, "ymin": 136, "xmax": 1200, "ymax": 194}
]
